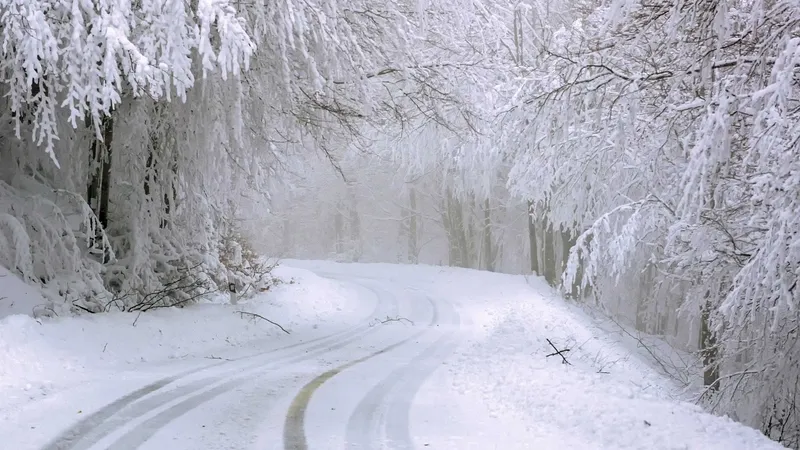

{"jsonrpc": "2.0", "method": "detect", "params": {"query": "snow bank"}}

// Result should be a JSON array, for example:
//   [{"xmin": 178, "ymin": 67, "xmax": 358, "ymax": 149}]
[
  {"xmin": 0, "ymin": 265, "xmax": 51, "ymax": 319},
  {"xmin": 0, "ymin": 265, "xmax": 367, "ymax": 413},
  {"xmin": 292, "ymin": 260, "xmax": 781, "ymax": 449},
  {"xmin": 427, "ymin": 268, "xmax": 783, "ymax": 449}
]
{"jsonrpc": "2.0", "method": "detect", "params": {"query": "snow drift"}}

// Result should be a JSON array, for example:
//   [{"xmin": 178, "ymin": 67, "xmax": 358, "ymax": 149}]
[{"xmin": 0, "ymin": 265, "xmax": 367, "ymax": 415}]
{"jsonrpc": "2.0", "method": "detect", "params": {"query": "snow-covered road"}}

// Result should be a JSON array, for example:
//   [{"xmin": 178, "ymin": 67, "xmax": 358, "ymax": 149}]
[
  {"xmin": 282, "ymin": 274, "xmax": 461, "ymax": 450},
  {"xmin": 4, "ymin": 269, "xmax": 468, "ymax": 450},
  {"xmin": 0, "ymin": 261, "xmax": 785, "ymax": 449},
  {"xmin": 37, "ymin": 277, "xmax": 420, "ymax": 448}
]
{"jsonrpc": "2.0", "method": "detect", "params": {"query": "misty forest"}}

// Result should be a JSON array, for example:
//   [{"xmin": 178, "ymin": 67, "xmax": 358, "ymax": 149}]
[{"xmin": 1, "ymin": 0, "xmax": 799, "ymax": 447}]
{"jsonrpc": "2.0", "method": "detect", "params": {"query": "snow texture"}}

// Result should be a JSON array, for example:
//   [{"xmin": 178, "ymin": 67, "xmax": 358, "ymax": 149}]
[
  {"xmin": 0, "ymin": 265, "xmax": 364, "ymax": 416},
  {"xmin": 0, "ymin": 260, "xmax": 784, "ymax": 449},
  {"xmin": 291, "ymin": 260, "xmax": 784, "ymax": 449}
]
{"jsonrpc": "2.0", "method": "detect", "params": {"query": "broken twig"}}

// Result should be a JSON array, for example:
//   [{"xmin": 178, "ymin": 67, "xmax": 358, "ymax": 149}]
[
  {"xmin": 380, "ymin": 316, "xmax": 414, "ymax": 325},
  {"xmin": 235, "ymin": 310, "xmax": 290, "ymax": 334},
  {"xmin": 546, "ymin": 338, "xmax": 572, "ymax": 365},
  {"xmin": 370, "ymin": 316, "xmax": 414, "ymax": 326}
]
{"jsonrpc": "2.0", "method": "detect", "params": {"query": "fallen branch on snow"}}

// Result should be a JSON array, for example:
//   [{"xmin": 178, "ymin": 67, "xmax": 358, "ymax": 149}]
[
  {"xmin": 32, "ymin": 304, "xmax": 58, "ymax": 319},
  {"xmin": 605, "ymin": 314, "xmax": 692, "ymax": 385},
  {"xmin": 592, "ymin": 349, "xmax": 626, "ymax": 375},
  {"xmin": 546, "ymin": 338, "xmax": 572, "ymax": 365},
  {"xmin": 72, "ymin": 301, "xmax": 96, "ymax": 314},
  {"xmin": 370, "ymin": 316, "xmax": 414, "ymax": 326},
  {"xmin": 235, "ymin": 310, "xmax": 291, "ymax": 334}
]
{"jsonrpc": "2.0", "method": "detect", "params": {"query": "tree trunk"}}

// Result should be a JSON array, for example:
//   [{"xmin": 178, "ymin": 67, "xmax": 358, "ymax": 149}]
[
  {"xmin": 636, "ymin": 264, "xmax": 655, "ymax": 332},
  {"xmin": 528, "ymin": 201, "xmax": 539, "ymax": 274},
  {"xmin": 281, "ymin": 214, "xmax": 292, "ymax": 256},
  {"xmin": 162, "ymin": 154, "xmax": 177, "ymax": 228},
  {"xmin": 144, "ymin": 105, "xmax": 177, "ymax": 229},
  {"xmin": 144, "ymin": 152, "xmax": 153, "ymax": 198},
  {"xmin": 408, "ymin": 187, "xmax": 418, "ymax": 263},
  {"xmin": 483, "ymin": 197, "xmax": 494, "ymax": 271},
  {"xmin": 443, "ymin": 188, "xmax": 469, "ymax": 268},
  {"xmin": 560, "ymin": 226, "xmax": 580, "ymax": 298},
  {"xmin": 97, "ymin": 117, "xmax": 112, "ymax": 230},
  {"xmin": 334, "ymin": 204, "xmax": 344, "ymax": 254},
  {"xmin": 699, "ymin": 165, "xmax": 721, "ymax": 391},
  {"xmin": 543, "ymin": 221, "xmax": 557, "ymax": 286},
  {"xmin": 700, "ymin": 297, "xmax": 720, "ymax": 391},
  {"xmin": 560, "ymin": 227, "xmax": 576, "ymax": 275},
  {"xmin": 441, "ymin": 197, "xmax": 458, "ymax": 266},
  {"xmin": 456, "ymin": 197, "xmax": 470, "ymax": 268},
  {"xmin": 451, "ymin": 192, "xmax": 471, "ymax": 267},
  {"xmin": 86, "ymin": 115, "xmax": 114, "ymax": 263},
  {"xmin": 349, "ymin": 200, "xmax": 361, "ymax": 262}
]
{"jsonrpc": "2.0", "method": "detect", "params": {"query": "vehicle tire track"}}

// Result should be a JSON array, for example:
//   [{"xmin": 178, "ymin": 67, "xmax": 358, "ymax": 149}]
[
  {"xmin": 49, "ymin": 325, "xmax": 376, "ymax": 450},
  {"xmin": 108, "ymin": 325, "xmax": 390, "ymax": 450},
  {"xmin": 45, "ymin": 278, "xmax": 392, "ymax": 450},
  {"xmin": 110, "ymin": 280, "xmax": 403, "ymax": 449},
  {"xmin": 41, "ymin": 362, "xmax": 226, "ymax": 450},
  {"xmin": 283, "ymin": 295, "xmax": 438, "ymax": 450},
  {"xmin": 382, "ymin": 335, "xmax": 460, "ymax": 449},
  {"xmin": 345, "ymin": 298, "xmax": 460, "ymax": 450}
]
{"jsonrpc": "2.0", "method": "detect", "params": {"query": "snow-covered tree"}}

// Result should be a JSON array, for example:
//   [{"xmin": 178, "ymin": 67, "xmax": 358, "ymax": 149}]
[
  {"xmin": 0, "ymin": 0, "xmax": 503, "ymax": 312},
  {"xmin": 498, "ymin": 0, "xmax": 800, "ymax": 444},
  {"xmin": 4, "ymin": 0, "xmax": 799, "ymax": 444}
]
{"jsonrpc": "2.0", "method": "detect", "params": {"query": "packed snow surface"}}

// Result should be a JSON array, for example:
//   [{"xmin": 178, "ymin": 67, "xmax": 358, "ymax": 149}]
[{"xmin": 0, "ymin": 260, "xmax": 783, "ymax": 449}]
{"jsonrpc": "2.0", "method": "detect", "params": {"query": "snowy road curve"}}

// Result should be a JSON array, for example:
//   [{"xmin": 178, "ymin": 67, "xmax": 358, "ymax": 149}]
[
  {"xmin": 2, "ymin": 261, "xmax": 787, "ymax": 450},
  {"xmin": 41, "ymin": 270, "xmax": 461, "ymax": 450}
]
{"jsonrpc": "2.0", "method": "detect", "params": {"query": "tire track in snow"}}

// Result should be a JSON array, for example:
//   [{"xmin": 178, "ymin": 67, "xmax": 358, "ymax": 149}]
[
  {"xmin": 45, "ymin": 277, "xmax": 391, "ymax": 450},
  {"xmin": 47, "ymin": 325, "xmax": 371, "ymax": 450},
  {"xmin": 41, "ymin": 363, "xmax": 226, "ymax": 450},
  {"xmin": 282, "ymin": 295, "xmax": 438, "ymax": 450},
  {"xmin": 109, "ymin": 325, "xmax": 386, "ymax": 450},
  {"xmin": 108, "ymin": 278, "xmax": 402, "ymax": 450},
  {"xmin": 345, "ymin": 298, "xmax": 460, "ymax": 450}
]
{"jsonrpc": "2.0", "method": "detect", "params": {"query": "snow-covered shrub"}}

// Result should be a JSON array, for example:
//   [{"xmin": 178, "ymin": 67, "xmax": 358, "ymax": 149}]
[
  {"xmin": 219, "ymin": 226, "xmax": 277, "ymax": 297},
  {"xmin": 0, "ymin": 176, "xmax": 108, "ymax": 313}
]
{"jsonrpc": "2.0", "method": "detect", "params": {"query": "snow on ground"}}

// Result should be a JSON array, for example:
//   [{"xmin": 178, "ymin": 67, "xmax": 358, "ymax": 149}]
[
  {"xmin": 435, "ymin": 285, "xmax": 777, "ymax": 449},
  {"xmin": 0, "ymin": 265, "xmax": 51, "ymax": 318},
  {"xmin": 290, "ymin": 260, "xmax": 782, "ymax": 449},
  {"xmin": 0, "ymin": 264, "xmax": 369, "ymax": 416},
  {"xmin": 0, "ymin": 259, "xmax": 785, "ymax": 449}
]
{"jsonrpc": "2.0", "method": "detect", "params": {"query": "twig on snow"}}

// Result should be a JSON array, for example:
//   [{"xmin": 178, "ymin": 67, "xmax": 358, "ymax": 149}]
[
  {"xmin": 605, "ymin": 314, "xmax": 691, "ymax": 385},
  {"xmin": 381, "ymin": 316, "xmax": 414, "ymax": 325},
  {"xmin": 592, "ymin": 350, "xmax": 624, "ymax": 375},
  {"xmin": 370, "ymin": 316, "xmax": 414, "ymax": 326},
  {"xmin": 72, "ymin": 301, "xmax": 96, "ymax": 314},
  {"xmin": 235, "ymin": 310, "xmax": 290, "ymax": 334},
  {"xmin": 546, "ymin": 338, "xmax": 572, "ymax": 365},
  {"xmin": 32, "ymin": 304, "xmax": 58, "ymax": 319}
]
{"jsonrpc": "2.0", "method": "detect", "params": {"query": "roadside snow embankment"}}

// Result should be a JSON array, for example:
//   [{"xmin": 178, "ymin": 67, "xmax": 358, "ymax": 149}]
[
  {"xmin": 433, "ymin": 269, "xmax": 782, "ymax": 450},
  {"xmin": 289, "ymin": 260, "xmax": 781, "ymax": 449},
  {"xmin": 0, "ymin": 265, "xmax": 368, "ymax": 414}
]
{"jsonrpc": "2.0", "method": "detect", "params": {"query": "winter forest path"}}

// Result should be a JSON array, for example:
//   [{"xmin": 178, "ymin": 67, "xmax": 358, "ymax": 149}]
[
  {"xmin": 1, "ymin": 261, "xmax": 787, "ymax": 450},
  {"xmin": 33, "ymin": 269, "xmax": 465, "ymax": 450}
]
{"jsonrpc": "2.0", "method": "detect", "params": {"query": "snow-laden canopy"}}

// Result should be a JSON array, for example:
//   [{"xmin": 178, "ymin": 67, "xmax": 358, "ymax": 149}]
[{"xmin": 2, "ymin": 0, "xmax": 800, "ymax": 445}]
